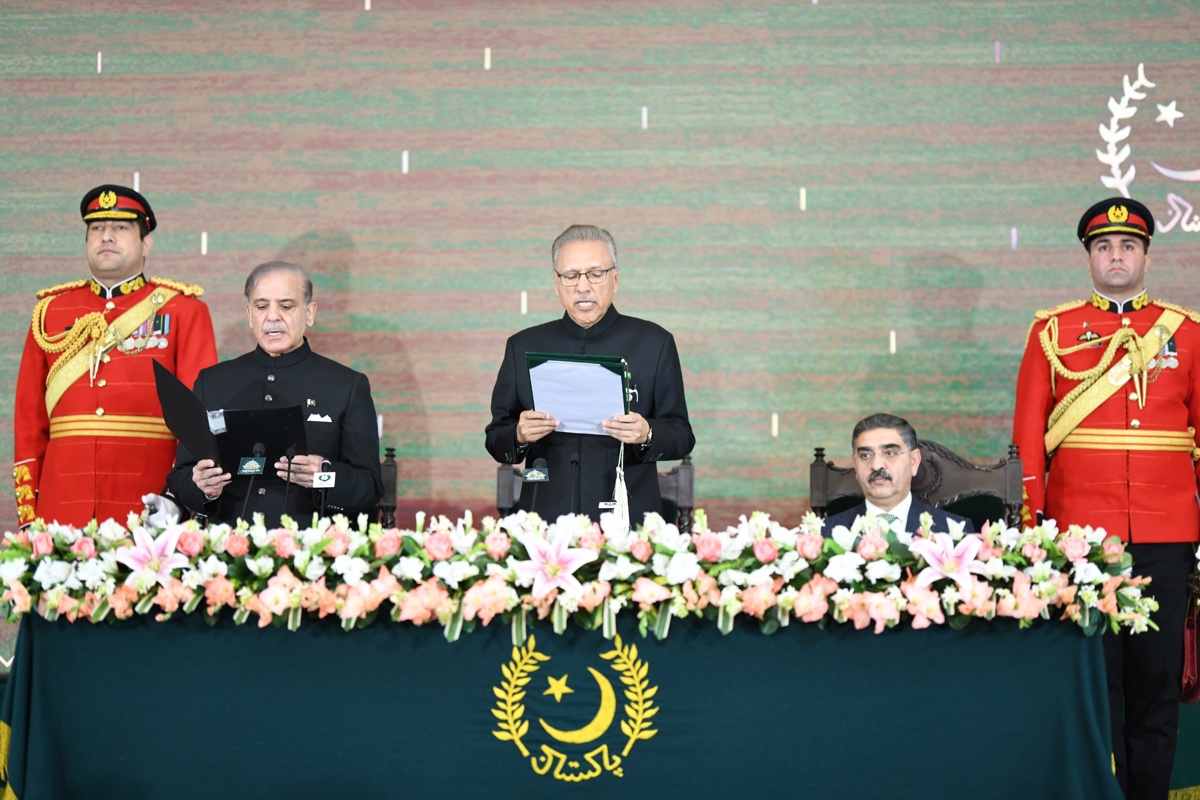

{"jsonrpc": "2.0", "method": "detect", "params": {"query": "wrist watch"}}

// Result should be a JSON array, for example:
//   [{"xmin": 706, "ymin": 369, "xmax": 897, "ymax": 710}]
[{"xmin": 639, "ymin": 425, "xmax": 653, "ymax": 449}]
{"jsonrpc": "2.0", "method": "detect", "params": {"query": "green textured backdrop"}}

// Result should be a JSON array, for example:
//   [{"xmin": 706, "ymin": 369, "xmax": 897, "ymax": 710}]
[{"xmin": 2, "ymin": 1, "xmax": 1199, "ymax": 532}]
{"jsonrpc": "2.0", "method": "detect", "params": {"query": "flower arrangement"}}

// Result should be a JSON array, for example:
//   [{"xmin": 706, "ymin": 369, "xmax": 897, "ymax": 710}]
[{"xmin": 0, "ymin": 507, "xmax": 1157, "ymax": 643}]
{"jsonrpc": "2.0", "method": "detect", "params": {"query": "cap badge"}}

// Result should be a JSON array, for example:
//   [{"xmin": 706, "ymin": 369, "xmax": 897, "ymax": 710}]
[
  {"xmin": 1107, "ymin": 204, "xmax": 1129, "ymax": 223},
  {"xmin": 98, "ymin": 190, "xmax": 118, "ymax": 209}
]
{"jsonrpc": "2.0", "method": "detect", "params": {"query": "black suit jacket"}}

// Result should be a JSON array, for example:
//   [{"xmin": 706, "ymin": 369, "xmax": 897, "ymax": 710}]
[
  {"xmin": 822, "ymin": 498, "xmax": 975, "ymax": 535},
  {"xmin": 167, "ymin": 341, "xmax": 383, "ymax": 527},
  {"xmin": 485, "ymin": 306, "xmax": 694, "ymax": 523}
]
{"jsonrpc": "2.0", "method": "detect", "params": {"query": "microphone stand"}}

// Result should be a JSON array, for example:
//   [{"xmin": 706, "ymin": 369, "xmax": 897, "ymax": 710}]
[
  {"xmin": 569, "ymin": 451, "xmax": 580, "ymax": 515},
  {"xmin": 239, "ymin": 443, "xmax": 267, "ymax": 524},
  {"xmin": 529, "ymin": 457, "xmax": 548, "ymax": 516},
  {"xmin": 282, "ymin": 447, "xmax": 296, "ymax": 518}
]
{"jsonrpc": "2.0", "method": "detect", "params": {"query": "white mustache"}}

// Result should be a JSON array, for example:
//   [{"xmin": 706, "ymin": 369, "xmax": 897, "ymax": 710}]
[{"xmin": 262, "ymin": 324, "xmax": 287, "ymax": 333}]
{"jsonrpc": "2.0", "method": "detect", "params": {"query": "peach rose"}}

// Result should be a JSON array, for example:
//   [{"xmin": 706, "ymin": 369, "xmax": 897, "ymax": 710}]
[
  {"xmin": 31, "ymin": 531, "xmax": 54, "ymax": 557},
  {"xmin": 224, "ymin": 533, "xmax": 250, "ymax": 558},
  {"xmin": 579, "ymin": 524, "xmax": 607, "ymax": 552},
  {"xmin": 752, "ymin": 538, "xmax": 779, "ymax": 564},
  {"xmin": 271, "ymin": 531, "xmax": 298, "ymax": 559},
  {"xmin": 1058, "ymin": 535, "xmax": 1090, "ymax": 563},
  {"xmin": 630, "ymin": 539, "xmax": 653, "ymax": 563},
  {"xmin": 374, "ymin": 530, "xmax": 402, "ymax": 559},
  {"xmin": 796, "ymin": 533, "xmax": 824, "ymax": 561},
  {"xmin": 323, "ymin": 530, "xmax": 349, "ymax": 558},
  {"xmin": 1102, "ymin": 539, "xmax": 1125, "ymax": 564},
  {"xmin": 70, "ymin": 537, "xmax": 97, "ymax": 560},
  {"xmin": 692, "ymin": 531, "xmax": 723, "ymax": 563},
  {"xmin": 1020, "ymin": 541, "xmax": 1047, "ymax": 563},
  {"xmin": 484, "ymin": 531, "xmax": 511, "ymax": 560},
  {"xmin": 176, "ymin": 530, "xmax": 204, "ymax": 559},
  {"xmin": 424, "ymin": 531, "xmax": 454, "ymax": 562},
  {"xmin": 856, "ymin": 531, "xmax": 888, "ymax": 561}
]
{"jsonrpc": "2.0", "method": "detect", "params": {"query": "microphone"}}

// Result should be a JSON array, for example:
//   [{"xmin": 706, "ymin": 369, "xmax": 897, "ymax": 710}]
[
  {"xmin": 282, "ymin": 446, "xmax": 297, "ymax": 517},
  {"xmin": 529, "ymin": 457, "xmax": 548, "ymax": 515},
  {"xmin": 318, "ymin": 458, "xmax": 331, "ymax": 518},
  {"xmin": 239, "ymin": 442, "xmax": 266, "ymax": 524},
  {"xmin": 569, "ymin": 451, "xmax": 580, "ymax": 515}
]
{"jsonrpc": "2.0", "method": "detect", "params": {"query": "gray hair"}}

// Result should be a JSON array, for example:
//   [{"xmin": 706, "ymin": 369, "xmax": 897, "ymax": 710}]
[
  {"xmin": 551, "ymin": 225, "xmax": 618, "ymax": 271},
  {"xmin": 244, "ymin": 261, "xmax": 313, "ymax": 305},
  {"xmin": 852, "ymin": 413, "xmax": 920, "ymax": 451}
]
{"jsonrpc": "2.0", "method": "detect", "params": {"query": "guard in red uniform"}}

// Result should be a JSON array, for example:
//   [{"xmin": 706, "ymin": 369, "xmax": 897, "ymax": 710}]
[
  {"xmin": 1013, "ymin": 197, "xmax": 1200, "ymax": 800},
  {"xmin": 13, "ymin": 185, "xmax": 218, "ymax": 527}
]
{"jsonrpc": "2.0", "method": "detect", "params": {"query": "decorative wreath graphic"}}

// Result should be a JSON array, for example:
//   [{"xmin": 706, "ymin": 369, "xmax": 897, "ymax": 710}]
[
  {"xmin": 491, "ymin": 634, "xmax": 659, "ymax": 782},
  {"xmin": 1096, "ymin": 62, "xmax": 1155, "ymax": 199}
]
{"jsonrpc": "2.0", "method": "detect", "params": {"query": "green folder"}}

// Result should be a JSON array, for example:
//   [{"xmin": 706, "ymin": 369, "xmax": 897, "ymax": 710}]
[{"xmin": 526, "ymin": 352, "xmax": 631, "ymax": 434}]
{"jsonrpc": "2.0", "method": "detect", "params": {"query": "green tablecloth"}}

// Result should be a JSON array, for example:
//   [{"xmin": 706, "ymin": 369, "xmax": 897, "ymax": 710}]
[{"xmin": 1, "ymin": 614, "xmax": 1123, "ymax": 799}]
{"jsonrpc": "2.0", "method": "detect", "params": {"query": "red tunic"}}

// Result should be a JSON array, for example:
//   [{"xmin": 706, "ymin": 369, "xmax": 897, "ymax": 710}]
[
  {"xmin": 1012, "ymin": 292, "xmax": 1200, "ymax": 543},
  {"xmin": 13, "ymin": 275, "xmax": 218, "ymax": 527}
]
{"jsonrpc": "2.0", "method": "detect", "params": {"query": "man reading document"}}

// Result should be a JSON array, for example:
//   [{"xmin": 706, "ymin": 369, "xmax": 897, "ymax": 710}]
[{"xmin": 486, "ymin": 225, "xmax": 694, "ymax": 524}]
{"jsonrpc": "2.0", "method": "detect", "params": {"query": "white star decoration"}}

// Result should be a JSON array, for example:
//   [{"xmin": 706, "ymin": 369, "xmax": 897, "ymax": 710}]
[{"xmin": 1156, "ymin": 100, "xmax": 1184, "ymax": 128}]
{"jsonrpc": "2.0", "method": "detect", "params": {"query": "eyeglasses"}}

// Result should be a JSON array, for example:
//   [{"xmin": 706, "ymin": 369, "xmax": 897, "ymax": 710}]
[
  {"xmin": 854, "ymin": 447, "xmax": 911, "ymax": 464},
  {"xmin": 554, "ymin": 266, "xmax": 616, "ymax": 286}
]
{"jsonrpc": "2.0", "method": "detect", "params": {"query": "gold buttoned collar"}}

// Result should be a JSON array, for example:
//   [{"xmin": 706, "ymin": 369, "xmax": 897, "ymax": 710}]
[
  {"xmin": 1090, "ymin": 290, "xmax": 1149, "ymax": 314},
  {"xmin": 88, "ymin": 273, "xmax": 147, "ymax": 300}
]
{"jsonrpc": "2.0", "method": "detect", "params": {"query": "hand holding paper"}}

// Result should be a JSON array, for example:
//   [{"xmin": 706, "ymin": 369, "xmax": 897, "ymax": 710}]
[
  {"xmin": 517, "ymin": 409, "xmax": 560, "ymax": 444},
  {"xmin": 601, "ymin": 411, "xmax": 650, "ymax": 444}
]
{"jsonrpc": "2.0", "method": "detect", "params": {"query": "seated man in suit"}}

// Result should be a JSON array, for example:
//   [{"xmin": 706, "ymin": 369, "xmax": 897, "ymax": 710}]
[{"xmin": 822, "ymin": 412, "xmax": 974, "ymax": 534}]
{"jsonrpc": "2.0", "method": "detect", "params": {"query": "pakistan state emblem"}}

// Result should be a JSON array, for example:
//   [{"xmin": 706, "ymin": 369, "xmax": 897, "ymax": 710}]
[{"xmin": 491, "ymin": 634, "xmax": 659, "ymax": 782}]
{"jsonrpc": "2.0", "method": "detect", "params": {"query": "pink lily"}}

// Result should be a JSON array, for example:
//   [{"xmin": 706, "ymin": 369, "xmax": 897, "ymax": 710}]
[
  {"xmin": 114, "ymin": 527, "xmax": 190, "ymax": 588},
  {"xmin": 512, "ymin": 529, "xmax": 597, "ymax": 599},
  {"xmin": 908, "ymin": 532, "xmax": 986, "ymax": 590}
]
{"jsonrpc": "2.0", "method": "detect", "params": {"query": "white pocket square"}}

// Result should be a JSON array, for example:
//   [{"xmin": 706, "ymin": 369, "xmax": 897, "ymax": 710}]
[{"xmin": 307, "ymin": 413, "xmax": 332, "ymax": 423}]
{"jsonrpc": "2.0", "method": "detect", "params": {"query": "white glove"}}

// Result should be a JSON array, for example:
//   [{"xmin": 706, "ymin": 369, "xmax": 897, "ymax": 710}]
[{"xmin": 141, "ymin": 493, "xmax": 181, "ymax": 527}]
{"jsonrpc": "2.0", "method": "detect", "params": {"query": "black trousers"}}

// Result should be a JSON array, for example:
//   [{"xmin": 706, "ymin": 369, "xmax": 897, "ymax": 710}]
[{"xmin": 1104, "ymin": 541, "xmax": 1195, "ymax": 800}]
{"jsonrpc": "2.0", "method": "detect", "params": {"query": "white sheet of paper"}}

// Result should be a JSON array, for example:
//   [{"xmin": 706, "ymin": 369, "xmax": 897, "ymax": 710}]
[{"xmin": 530, "ymin": 360, "xmax": 625, "ymax": 435}]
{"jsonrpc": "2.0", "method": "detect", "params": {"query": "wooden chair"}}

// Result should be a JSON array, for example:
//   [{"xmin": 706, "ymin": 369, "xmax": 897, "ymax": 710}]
[
  {"xmin": 497, "ymin": 455, "xmax": 695, "ymax": 533},
  {"xmin": 809, "ymin": 440, "xmax": 1022, "ymax": 529}
]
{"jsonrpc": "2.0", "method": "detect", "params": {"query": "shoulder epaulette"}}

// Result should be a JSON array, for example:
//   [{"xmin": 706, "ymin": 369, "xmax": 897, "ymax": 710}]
[
  {"xmin": 149, "ymin": 276, "xmax": 205, "ymax": 297},
  {"xmin": 1033, "ymin": 299, "xmax": 1087, "ymax": 321},
  {"xmin": 1152, "ymin": 299, "xmax": 1200, "ymax": 325},
  {"xmin": 35, "ymin": 279, "xmax": 89, "ymax": 299}
]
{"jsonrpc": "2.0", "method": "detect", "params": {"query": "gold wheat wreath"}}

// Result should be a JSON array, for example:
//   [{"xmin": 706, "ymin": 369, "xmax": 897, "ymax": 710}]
[{"xmin": 491, "ymin": 634, "xmax": 659, "ymax": 782}]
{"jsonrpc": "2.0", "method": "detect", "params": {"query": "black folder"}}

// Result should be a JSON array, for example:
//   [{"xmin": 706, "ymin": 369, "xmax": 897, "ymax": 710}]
[{"xmin": 153, "ymin": 361, "xmax": 308, "ymax": 476}]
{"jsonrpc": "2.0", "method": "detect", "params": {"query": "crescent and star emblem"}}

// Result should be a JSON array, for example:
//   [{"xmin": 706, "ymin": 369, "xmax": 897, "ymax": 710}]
[
  {"xmin": 491, "ymin": 634, "xmax": 660, "ymax": 783},
  {"xmin": 98, "ymin": 190, "xmax": 117, "ymax": 209},
  {"xmin": 538, "ymin": 667, "xmax": 617, "ymax": 744}
]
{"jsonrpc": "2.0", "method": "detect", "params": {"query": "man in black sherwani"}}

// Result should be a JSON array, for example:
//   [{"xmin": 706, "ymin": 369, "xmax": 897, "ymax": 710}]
[
  {"xmin": 486, "ymin": 225, "xmax": 694, "ymax": 524},
  {"xmin": 167, "ymin": 261, "xmax": 382, "ymax": 527}
]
